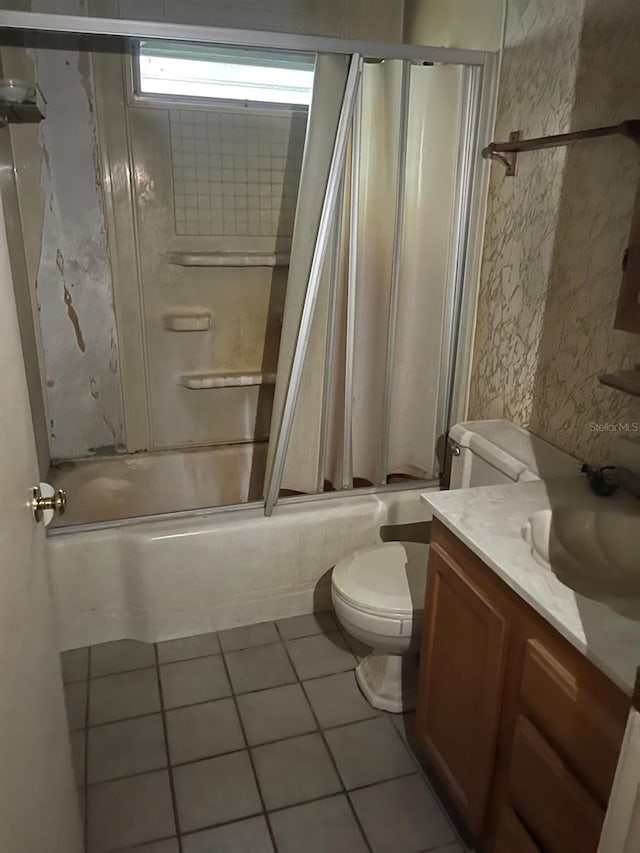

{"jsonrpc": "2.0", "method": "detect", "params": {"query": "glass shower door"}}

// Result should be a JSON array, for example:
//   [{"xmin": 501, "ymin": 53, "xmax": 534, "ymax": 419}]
[{"xmin": 264, "ymin": 57, "xmax": 483, "ymax": 515}]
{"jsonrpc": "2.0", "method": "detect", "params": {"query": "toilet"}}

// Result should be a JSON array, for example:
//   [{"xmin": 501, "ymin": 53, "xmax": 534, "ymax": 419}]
[{"xmin": 331, "ymin": 419, "xmax": 578, "ymax": 713}]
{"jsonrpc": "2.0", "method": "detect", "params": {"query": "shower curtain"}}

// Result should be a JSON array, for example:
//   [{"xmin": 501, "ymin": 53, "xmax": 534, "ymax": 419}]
[{"xmin": 268, "ymin": 60, "xmax": 464, "ymax": 497}]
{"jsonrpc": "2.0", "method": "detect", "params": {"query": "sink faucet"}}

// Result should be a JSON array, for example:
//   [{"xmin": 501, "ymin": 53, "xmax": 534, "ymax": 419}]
[{"xmin": 582, "ymin": 464, "xmax": 640, "ymax": 498}]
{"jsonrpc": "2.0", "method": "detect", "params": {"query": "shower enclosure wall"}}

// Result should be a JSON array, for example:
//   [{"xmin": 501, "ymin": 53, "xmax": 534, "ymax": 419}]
[{"xmin": 0, "ymin": 7, "xmax": 498, "ymax": 642}]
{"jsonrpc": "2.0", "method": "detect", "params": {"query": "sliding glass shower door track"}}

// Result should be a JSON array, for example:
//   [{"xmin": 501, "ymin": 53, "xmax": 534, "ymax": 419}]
[{"xmin": 46, "ymin": 478, "xmax": 440, "ymax": 536}]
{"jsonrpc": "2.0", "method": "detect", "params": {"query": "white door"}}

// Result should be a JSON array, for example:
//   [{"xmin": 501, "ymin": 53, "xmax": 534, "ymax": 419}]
[{"xmin": 0, "ymin": 200, "xmax": 83, "ymax": 852}]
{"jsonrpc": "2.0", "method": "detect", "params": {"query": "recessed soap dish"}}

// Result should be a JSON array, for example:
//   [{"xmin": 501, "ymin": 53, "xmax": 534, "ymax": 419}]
[{"xmin": 164, "ymin": 311, "xmax": 212, "ymax": 332}]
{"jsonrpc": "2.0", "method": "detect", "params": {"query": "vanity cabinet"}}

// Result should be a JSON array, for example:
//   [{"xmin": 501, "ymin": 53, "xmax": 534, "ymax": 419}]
[{"xmin": 416, "ymin": 519, "xmax": 630, "ymax": 853}]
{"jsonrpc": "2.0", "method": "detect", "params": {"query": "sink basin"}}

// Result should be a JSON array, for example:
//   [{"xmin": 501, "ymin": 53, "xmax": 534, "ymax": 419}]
[{"xmin": 524, "ymin": 507, "xmax": 640, "ymax": 613}]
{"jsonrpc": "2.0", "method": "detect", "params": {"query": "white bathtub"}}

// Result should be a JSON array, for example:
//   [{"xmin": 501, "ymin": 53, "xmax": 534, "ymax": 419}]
[
  {"xmin": 48, "ymin": 442, "xmax": 267, "ymax": 527},
  {"xmin": 47, "ymin": 487, "xmax": 436, "ymax": 650}
]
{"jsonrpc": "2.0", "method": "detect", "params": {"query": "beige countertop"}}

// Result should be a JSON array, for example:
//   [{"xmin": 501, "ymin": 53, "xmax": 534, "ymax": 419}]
[{"xmin": 421, "ymin": 477, "xmax": 640, "ymax": 696}]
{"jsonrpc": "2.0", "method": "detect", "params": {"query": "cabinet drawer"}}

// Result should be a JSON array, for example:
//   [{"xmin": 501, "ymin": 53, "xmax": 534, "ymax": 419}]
[
  {"xmin": 494, "ymin": 806, "xmax": 539, "ymax": 853},
  {"xmin": 520, "ymin": 637, "xmax": 626, "ymax": 804},
  {"xmin": 508, "ymin": 714, "xmax": 604, "ymax": 853}
]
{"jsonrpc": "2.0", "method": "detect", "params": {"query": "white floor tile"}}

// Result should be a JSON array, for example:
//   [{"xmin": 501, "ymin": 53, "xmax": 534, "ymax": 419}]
[
  {"xmin": 91, "ymin": 640, "xmax": 156, "ymax": 677},
  {"xmin": 166, "ymin": 698, "xmax": 244, "ymax": 764},
  {"xmin": 350, "ymin": 774, "xmax": 457, "ymax": 852},
  {"xmin": 88, "ymin": 714, "xmax": 167, "ymax": 783},
  {"xmin": 160, "ymin": 656, "xmax": 230, "ymax": 709},
  {"xmin": 173, "ymin": 751, "xmax": 262, "ymax": 833},
  {"xmin": 87, "ymin": 770, "xmax": 175, "ymax": 853},
  {"xmin": 237, "ymin": 684, "xmax": 316, "ymax": 746},
  {"xmin": 286, "ymin": 633, "xmax": 356, "ymax": 680},
  {"xmin": 270, "ymin": 795, "xmax": 368, "ymax": 853},
  {"xmin": 182, "ymin": 816, "xmax": 273, "ymax": 852},
  {"xmin": 219, "ymin": 621, "xmax": 279, "ymax": 652},
  {"xmin": 325, "ymin": 717, "xmax": 416, "ymax": 789},
  {"xmin": 252, "ymin": 733, "xmax": 341, "ymax": 810},
  {"xmin": 89, "ymin": 668, "xmax": 160, "ymax": 725},
  {"xmin": 225, "ymin": 643, "xmax": 296, "ymax": 694}
]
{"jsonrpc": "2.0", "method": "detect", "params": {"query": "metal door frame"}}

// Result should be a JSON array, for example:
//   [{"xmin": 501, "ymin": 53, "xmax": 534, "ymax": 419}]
[{"xmin": 0, "ymin": 10, "xmax": 500, "ymax": 520}]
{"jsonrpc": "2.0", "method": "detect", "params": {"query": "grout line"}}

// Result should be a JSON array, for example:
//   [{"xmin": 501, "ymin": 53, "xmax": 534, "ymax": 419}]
[
  {"xmin": 83, "ymin": 646, "xmax": 91, "ymax": 853},
  {"xmin": 82, "ymin": 753, "xmax": 421, "ymax": 794},
  {"xmin": 86, "ymin": 628, "xmax": 348, "ymax": 685},
  {"xmin": 273, "ymin": 621, "xmax": 374, "ymax": 853},
  {"xmin": 153, "ymin": 644, "xmax": 184, "ymax": 853},
  {"xmin": 85, "ymin": 764, "xmax": 170, "ymax": 788},
  {"xmin": 88, "ymin": 662, "xmax": 160, "ymax": 682},
  {"xmin": 176, "ymin": 775, "xmax": 424, "ymax": 847},
  {"xmin": 216, "ymin": 642, "xmax": 280, "ymax": 853},
  {"xmin": 111, "ymin": 834, "xmax": 178, "ymax": 853}
]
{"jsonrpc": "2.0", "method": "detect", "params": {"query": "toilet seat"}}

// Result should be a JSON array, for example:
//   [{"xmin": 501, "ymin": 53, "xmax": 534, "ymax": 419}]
[
  {"xmin": 331, "ymin": 541, "xmax": 429, "ymax": 713},
  {"xmin": 331, "ymin": 542, "xmax": 429, "ymax": 618}
]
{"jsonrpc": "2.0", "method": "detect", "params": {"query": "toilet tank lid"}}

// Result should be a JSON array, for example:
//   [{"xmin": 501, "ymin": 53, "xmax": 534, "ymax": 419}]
[{"xmin": 449, "ymin": 419, "xmax": 579, "ymax": 480}]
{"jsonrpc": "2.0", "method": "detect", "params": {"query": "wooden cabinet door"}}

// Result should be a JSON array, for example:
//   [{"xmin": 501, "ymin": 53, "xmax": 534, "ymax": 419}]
[
  {"xmin": 416, "ymin": 537, "xmax": 509, "ymax": 836},
  {"xmin": 508, "ymin": 715, "xmax": 604, "ymax": 853},
  {"xmin": 494, "ymin": 806, "xmax": 540, "ymax": 853}
]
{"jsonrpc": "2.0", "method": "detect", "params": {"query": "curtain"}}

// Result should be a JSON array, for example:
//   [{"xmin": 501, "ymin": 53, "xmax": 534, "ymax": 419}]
[{"xmin": 269, "ymin": 59, "xmax": 464, "ymax": 497}]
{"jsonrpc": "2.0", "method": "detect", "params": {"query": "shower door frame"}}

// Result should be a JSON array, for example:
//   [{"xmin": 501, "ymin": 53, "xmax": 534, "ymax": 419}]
[{"xmin": 0, "ymin": 9, "xmax": 500, "ymax": 528}]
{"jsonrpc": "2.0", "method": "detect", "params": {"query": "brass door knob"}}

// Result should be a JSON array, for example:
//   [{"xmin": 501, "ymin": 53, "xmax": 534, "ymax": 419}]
[{"xmin": 32, "ymin": 485, "xmax": 67, "ymax": 522}]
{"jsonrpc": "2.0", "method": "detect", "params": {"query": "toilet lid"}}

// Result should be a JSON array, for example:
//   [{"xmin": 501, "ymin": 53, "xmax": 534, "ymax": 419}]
[{"xmin": 332, "ymin": 542, "xmax": 429, "ymax": 616}]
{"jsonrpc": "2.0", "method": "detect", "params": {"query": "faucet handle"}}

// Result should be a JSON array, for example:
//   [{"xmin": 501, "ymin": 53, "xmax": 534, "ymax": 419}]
[{"xmin": 581, "ymin": 464, "xmax": 619, "ymax": 497}]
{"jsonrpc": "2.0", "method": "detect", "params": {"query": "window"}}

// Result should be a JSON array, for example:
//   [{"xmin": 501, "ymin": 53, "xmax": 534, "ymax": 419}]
[{"xmin": 134, "ymin": 40, "xmax": 315, "ymax": 107}]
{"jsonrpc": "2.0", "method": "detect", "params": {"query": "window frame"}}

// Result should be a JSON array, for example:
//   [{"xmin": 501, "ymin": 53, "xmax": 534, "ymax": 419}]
[{"xmin": 129, "ymin": 39, "xmax": 313, "ymax": 114}]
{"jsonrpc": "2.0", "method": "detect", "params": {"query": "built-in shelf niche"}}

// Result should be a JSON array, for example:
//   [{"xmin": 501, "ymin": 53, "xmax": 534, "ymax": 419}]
[
  {"xmin": 168, "ymin": 251, "xmax": 290, "ymax": 268},
  {"xmin": 0, "ymin": 99, "xmax": 45, "ymax": 126},
  {"xmin": 163, "ymin": 311, "xmax": 212, "ymax": 332}
]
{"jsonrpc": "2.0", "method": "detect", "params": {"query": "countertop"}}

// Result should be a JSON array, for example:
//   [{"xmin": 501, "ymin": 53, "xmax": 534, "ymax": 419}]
[{"xmin": 421, "ymin": 477, "xmax": 640, "ymax": 697}]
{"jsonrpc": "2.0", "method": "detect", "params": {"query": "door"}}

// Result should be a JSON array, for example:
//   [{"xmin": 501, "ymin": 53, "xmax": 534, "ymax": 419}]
[
  {"xmin": 126, "ymin": 98, "xmax": 300, "ymax": 452},
  {"xmin": 0, "ymin": 200, "xmax": 82, "ymax": 852},
  {"xmin": 415, "ymin": 532, "xmax": 509, "ymax": 836}
]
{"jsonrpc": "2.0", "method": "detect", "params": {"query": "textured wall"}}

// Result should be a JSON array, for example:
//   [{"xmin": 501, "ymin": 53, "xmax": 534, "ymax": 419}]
[{"xmin": 469, "ymin": 0, "xmax": 640, "ymax": 464}]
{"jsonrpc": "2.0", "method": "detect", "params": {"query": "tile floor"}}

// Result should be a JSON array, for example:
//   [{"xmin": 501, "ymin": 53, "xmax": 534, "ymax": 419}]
[{"xmin": 62, "ymin": 612, "xmax": 469, "ymax": 853}]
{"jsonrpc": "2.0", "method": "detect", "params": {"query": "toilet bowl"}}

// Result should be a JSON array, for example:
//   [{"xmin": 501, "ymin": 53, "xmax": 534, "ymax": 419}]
[
  {"xmin": 331, "ymin": 541, "xmax": 429, "ymax": 713},
  {"xmin": 331, "ymin": 419, "xmax": 579, "ymax": 713}
]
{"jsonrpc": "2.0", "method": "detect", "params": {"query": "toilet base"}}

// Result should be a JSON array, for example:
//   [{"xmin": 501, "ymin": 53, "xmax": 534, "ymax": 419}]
[{"xmin": 355, "ymin": 650, "xmax": 418, "ymax": 714}]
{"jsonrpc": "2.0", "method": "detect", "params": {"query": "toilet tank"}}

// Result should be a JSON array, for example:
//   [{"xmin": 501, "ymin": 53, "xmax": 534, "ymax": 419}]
[{"xmin": 448, "ymin": 419, "xmax": 579, "ymax": 489}]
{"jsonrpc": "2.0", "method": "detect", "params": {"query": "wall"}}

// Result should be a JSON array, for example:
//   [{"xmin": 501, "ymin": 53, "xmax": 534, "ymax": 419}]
[
  {"xmin": 93, "ymin": 0, "xmax": 406, "ymax": 42},
  {"xmin": 169, "ymin": 107, "xmax": 305, "ymax": 240},
  {"xmin": 5, "ymin": 0, "xmax": 126, "ymax": 460},
  {"xmin": 469, "ymin": 0, "xmax": 640, "ymax": 465},
  {"xmin": 0, "ymin": 49, "xmax": 49, "ymax": 474},
  {"xmin": 403, "ymin": 0, "xmax": 505, "ymax": 51}
]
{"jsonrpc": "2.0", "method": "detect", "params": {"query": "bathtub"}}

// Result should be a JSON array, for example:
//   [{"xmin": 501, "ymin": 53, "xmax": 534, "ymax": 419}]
[
  {"xmin": 48, "ymin": 442, "xmax": 268, "ymax": 527},
  {"xmin": 47, "ymin": 486, "xmax": 435, "ymax": 650}
]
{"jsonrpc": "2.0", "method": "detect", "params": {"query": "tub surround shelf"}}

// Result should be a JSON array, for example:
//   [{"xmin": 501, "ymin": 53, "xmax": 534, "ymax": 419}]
[
  {"xmin": 421, "ymin": 478, "xmax": 640, "ymax": 695},
  {"xmin": 0, "ymin": 100, "xmax": 44, "ymax": 125},
  {"xmin": 168, "ymin": 251, "xmax": 290, "ymax": 268},
  {"xmin": 164, "ymin": 311, "xmax": 212, "ymax": 332},
  {"xmin": 178, "ymin": 370, "xmax": 277, "ymax": 390},
  {"xmin": 599, "ymin": 368, "xmax": 640, "ymax": 397}
]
